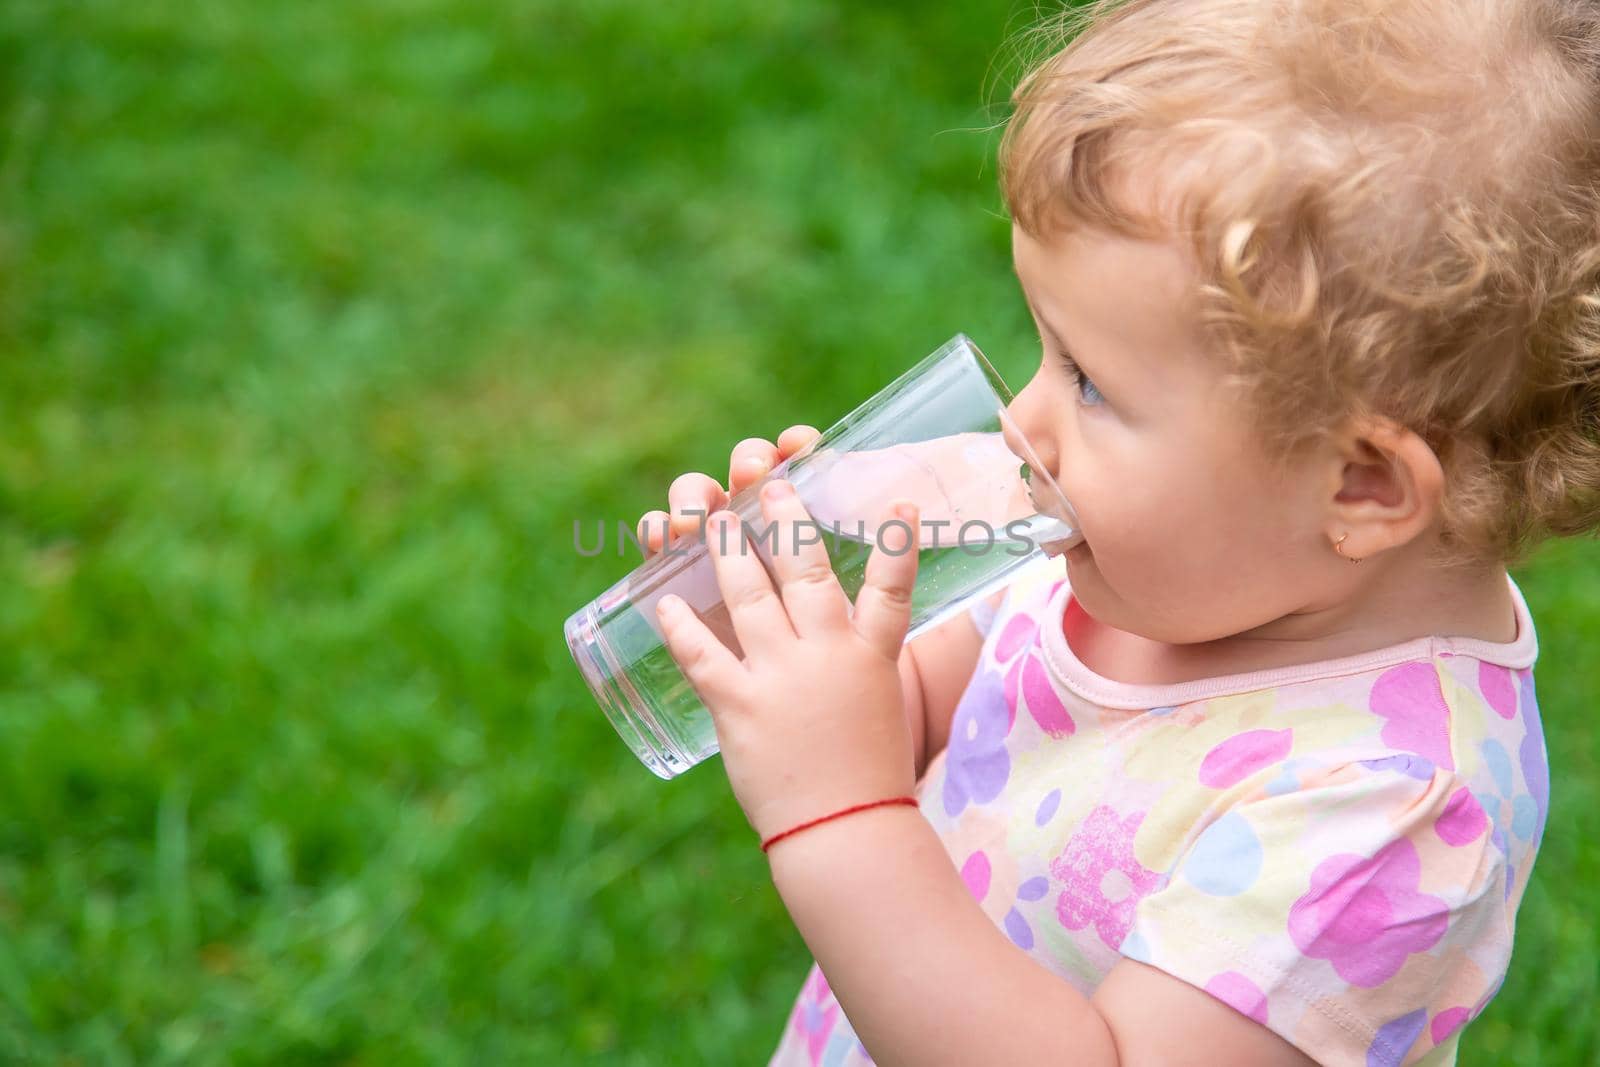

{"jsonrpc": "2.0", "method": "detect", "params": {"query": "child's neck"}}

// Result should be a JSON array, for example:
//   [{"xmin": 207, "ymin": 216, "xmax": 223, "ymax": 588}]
[{"xmin": 1066, "ymin": 544, "xmax": 1517, "ymax": 688}]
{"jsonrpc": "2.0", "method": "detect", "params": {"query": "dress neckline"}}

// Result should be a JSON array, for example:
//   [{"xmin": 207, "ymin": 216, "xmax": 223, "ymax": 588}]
[{"xmin": 1038, "ymin": 572, "xmax": 1538, "ymax": 710}]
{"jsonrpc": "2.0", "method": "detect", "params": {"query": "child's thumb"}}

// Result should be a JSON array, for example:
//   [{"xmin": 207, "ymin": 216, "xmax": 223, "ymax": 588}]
[{"xmin": 852, "ymin": 501, "xmax": 919, "ymax": 659}]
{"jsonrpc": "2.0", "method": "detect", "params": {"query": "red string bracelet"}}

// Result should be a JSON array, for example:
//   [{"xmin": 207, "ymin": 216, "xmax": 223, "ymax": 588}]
[{"xmin": 759, "ymin": 796, "xmax": 920, "ymax": 853}]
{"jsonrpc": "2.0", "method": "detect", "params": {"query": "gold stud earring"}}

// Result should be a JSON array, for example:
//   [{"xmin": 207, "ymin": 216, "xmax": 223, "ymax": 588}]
[{"xmin": 1334, "ymin": 532, "xmax": 1363, "ymax": 564}]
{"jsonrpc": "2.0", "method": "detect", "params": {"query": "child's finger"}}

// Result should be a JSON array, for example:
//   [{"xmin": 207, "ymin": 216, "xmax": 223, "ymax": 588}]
[
  {"xmin": 852, "ymin": 500, "xmax": 920, "ymax": 660},
  {"xmin": 655, "ymin": 594, "xmax": 742, "ymax": 705},
  {"xmin": 705, "ymin": 511, "xmax": 797, "ymax": 657},
  {"xmin": 776, "ymin": 424, "xmax": 820, "ymax": 460},
  {"xmin": 729, "ymin": 438, "xmax": 782, "ymax": 494},
  {"xmin": 668, "ymin": 472, "xmax": 728, "ymax": 543},
  {"xmin": 728, "ymin": 426, "xmax": 823, "ymax": 498},
  {"xmin": 636, "ymin": 510, "xmax": 672, "ymax": 556},
  {"xmin": 758, "ymin": 479, "xmax": 851, "ymax": 637}
]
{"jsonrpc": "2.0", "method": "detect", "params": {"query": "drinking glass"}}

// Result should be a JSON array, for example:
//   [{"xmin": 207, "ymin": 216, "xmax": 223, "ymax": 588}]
[{"xmin": 564, "ymin": 333, "xmax": 1083, "ymax": 779}]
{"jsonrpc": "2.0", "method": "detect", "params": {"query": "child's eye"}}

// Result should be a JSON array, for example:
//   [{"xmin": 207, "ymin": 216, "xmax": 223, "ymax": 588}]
[{"xmin": 1056, "ymin": 349, "xmax": 1104, "ymax": 407}]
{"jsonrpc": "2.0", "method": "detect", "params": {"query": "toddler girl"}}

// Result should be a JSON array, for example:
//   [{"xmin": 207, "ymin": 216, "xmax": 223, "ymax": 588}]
[{"xmin": 637, "ymin": 0, "xmax": 1597, "ymax": 1062}]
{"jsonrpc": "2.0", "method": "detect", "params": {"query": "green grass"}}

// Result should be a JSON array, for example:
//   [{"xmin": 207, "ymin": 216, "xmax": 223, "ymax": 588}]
[{"xmin": 0, "ymin": 1, "xmax": 1595, "ymax": 1063}]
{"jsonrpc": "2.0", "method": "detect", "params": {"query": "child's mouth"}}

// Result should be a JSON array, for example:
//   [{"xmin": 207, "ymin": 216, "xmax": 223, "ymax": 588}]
[{"xmin": 1044, "ymin": 534, "xmax": 1091, "ymax": 559}]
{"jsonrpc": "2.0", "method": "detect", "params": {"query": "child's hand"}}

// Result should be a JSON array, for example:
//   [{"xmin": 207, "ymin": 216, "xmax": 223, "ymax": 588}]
[
  {"xmin": 653, "ymin": 480, "xmax": 921, "ymax": 844},
  {"xmin": 634, "ymin": 424, "xmax": 821, "ymax": 557}
]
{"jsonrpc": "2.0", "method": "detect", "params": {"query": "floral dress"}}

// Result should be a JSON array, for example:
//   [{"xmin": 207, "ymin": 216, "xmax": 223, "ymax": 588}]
[{"xmin": 767, "ymin": 556, "xmax": 1548, "ymax": 1067}]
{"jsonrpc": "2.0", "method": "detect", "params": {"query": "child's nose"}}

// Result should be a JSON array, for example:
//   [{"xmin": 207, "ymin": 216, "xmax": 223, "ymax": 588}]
[{"xmin": 1001, "ymin": 391, "xmax": 1061, "ymax": 478}]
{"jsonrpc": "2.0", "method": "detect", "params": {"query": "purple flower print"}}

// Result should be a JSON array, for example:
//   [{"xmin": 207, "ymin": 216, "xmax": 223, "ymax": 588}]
[
  {"xmin": 1471, "ymin": 664, "xmax": 1547, "ymax": 848},
  {"xmin": 943, "ymin": 607, "xmax": 1045, "ymax": 819},
  {"xmin": 1366, "ymin": 1008, "xmax": 1428, "ymax": 1067},
  {"xmin": 1287, "ymin": 838, "xmax": 1449, "ymax": 988},
  {"xmin": 941, "ymin": 588, "xmax": 1075, "ymax": 815},
  {"xmin": 1451, "ymin": 666, "xmax": 1546, "ymax": 903},
  {"xmin": 1004, "ymin": 876, "xmax": 1051, "ymax": 950},
  {"xmin": 960, "ymin": 849, "xmax": 1051, "ymax": 951},
  {"xmin": 1517, "ymin": 667, "xmax": 1549, "ymax": 846},
  {"xmin": 787, "ymin": 966, "xmax": 839, "ymax": 1066},
  {"xmin": 942, "ymin": 661, "xmax": 1014, "ymax": 817},
  {"xmin": 1480, "ymin": 735, "xmax": 1542, "ymax": 901},
  {"xmin": 1035, "ymin": 788, "xmax": 1062, "ymax": 826},
  {"xmin": 1050, "ymin": 805, "xmax": 1162, "ymax": 950}
]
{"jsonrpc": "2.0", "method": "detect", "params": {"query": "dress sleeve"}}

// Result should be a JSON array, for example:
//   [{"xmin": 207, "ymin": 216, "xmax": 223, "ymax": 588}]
[{"xmin": 1120, "ymin": 756, "xmax": 1515, "ymax": 1067}]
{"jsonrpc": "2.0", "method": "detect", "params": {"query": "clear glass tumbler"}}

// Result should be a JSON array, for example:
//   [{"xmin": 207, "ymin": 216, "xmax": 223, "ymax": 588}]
[{"xmin": 564, "ymin": 334, "xmax": 1083, "ymax": 779}]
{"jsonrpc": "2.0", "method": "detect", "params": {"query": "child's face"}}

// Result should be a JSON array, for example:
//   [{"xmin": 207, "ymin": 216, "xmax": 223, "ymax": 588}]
[{"xmin": 1007, "ymin": 221, "xmax": 1337, "ymax": 645}]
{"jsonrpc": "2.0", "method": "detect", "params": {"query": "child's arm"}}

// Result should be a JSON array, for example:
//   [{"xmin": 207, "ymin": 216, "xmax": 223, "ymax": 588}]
[
  {"xmin": 658, "ymin": 489, "xmax": 1346, "ymax": 1064},
  {"xmin": 767, "ymin": 810, "xmax": 1317, "ymax": 1067}
]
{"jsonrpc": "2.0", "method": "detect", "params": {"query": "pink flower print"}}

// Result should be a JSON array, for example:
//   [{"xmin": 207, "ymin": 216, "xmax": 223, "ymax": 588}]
[
  {"xmin": 1430, "ymin": 1006, "xmax": 1471, "ymax": 1044},
  {"xmin": 1287, "ymin": 838, "xmax": 1449, "ymax": 988},
  {"xmin": 1433, "ymin": 786, "xmax": 1489, "ymax": 847},
  {"xmin": 993, "ymin": 611, "xmax": 1075, "ymax": 738},
  {"xmin": 960, "ymin": 850, "xmax": 992, "ymax": 901},
  {"xmin": 1050, "ymin": 805, "xmax": 1162, "ymax": 950},
  {"xmin": 1478, "ymin": 661, "xmax": 1518, "ymax": 720},
  {"xmin": 1015, "ymin": 651, "xmax": 1075, "ymax": 737},
  {"xmin": 1198, "ymin": 728, "xmax": 1293, "ymax": 789},
  {"xmin": 993, "ymin": 611, "xmax": 1038, "ymax": 663},
  {"xmin": 1465, "ymin": 663, "xmax": 1548, "ymax": 848},
  {"xmin": 1472, "ymin": 661, "xmax": 1549, "ymax": 874},
  {"xmin": 1202, "ymin": 971, "xmax": 1268, "ymax": 1025},
  {"xmin": 1369, "ymin": 663, "xmax": 1454, "ymax": 770},
  {"xmin": 788, "ymin": 966, "xmax": 839, "ymax": 1066},
  {"xmin": 995, "ymin": 612, "xmax": 1037, "ymax": 732}
]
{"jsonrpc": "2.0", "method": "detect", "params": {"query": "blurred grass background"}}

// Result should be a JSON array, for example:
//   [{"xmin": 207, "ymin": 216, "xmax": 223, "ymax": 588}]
[{"xmin": 0, "ymin": 1, "xmax": 1594, "ymax": 1063}]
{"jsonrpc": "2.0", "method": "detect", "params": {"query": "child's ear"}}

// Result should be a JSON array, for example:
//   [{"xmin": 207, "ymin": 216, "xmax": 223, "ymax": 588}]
[{"xmin": 1322, "ymin": 416, "xmax": 1445, "ymax": 560}]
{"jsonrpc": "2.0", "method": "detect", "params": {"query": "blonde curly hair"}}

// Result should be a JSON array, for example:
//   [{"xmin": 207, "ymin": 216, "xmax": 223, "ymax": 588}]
[{"xmin": 999, "ymin": 0, "xmax": 1600, "ymax": 568}]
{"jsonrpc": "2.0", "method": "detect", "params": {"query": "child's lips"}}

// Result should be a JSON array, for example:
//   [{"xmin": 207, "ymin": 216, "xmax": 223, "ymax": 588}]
[{"xmin": 1044, "ymin": 534, "xmax": 1091, "ymax": 560}]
